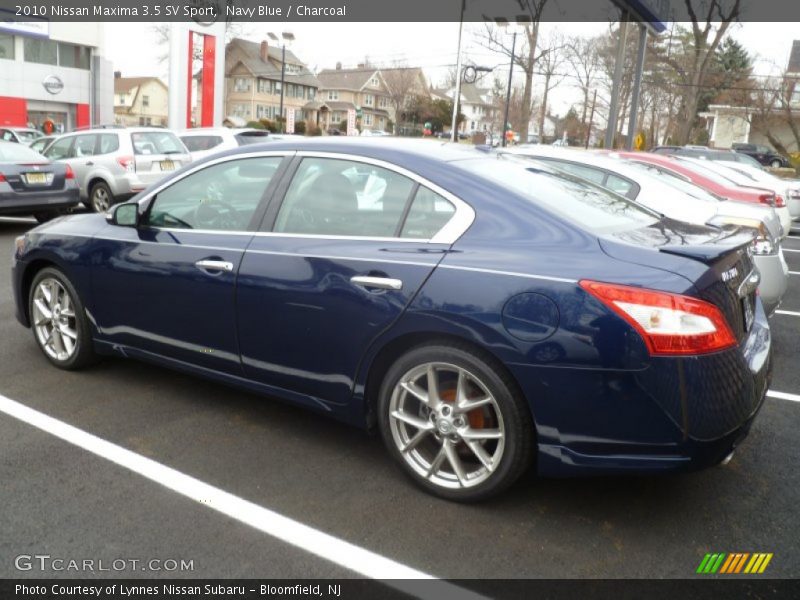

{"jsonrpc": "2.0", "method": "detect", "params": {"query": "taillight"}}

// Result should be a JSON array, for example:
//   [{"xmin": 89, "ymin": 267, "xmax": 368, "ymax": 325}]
[
  {"xmin": 579, "ymin": 280, "xmax": 737, "ymax": 356},
  {"xmin": 65, "ymin": 164, "xmax": 75, "ymax": 179},
  {"xmin": 117, "ymin": 156, "xmax": 135, "ymax": 172},
  {"xmin": 774, "ymin": 194, "xmax": 786, "ymax": 208},
  {"xmin": 757, "ymin": 193, "xmax": 775, "ymax": 206},
  {"xmin": 0, "ymin": 173, "xmax": 5, "ymax": 182}
]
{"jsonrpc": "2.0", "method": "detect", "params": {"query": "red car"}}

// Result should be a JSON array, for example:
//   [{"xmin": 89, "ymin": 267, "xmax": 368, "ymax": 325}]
[{"xmin": 604, "ymin": 151, "xmax": 783, "ymax": 209}]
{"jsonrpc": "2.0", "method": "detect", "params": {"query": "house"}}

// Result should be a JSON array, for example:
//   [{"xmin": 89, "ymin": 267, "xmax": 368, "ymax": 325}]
[
  {"xmin": 222, "ymin": 38, "xmax": 321, "ymax": 126},
  {"xmin": 434, "ymin": 83, "xmax": 497, "ymax": 134},
  {"xmin": 113, "ymin": 74, "xmax": 168, "ymax": 126},
  {"xmin": 315, "ymin": 65, "xmax": 393, "ymax": 132}
]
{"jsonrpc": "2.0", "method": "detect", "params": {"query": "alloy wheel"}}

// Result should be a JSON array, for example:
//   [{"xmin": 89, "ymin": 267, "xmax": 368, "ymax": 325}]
[
  {"xmin": 31, "ymin": 278, "xmax": 78, "ymax": 362},
  {"xmin": 388, "ymin": 362, "xmax": 506, "ymax": 489},
  {"xmin": 92, "ymin": 187, "xmax": 110, "ymax": 212}
]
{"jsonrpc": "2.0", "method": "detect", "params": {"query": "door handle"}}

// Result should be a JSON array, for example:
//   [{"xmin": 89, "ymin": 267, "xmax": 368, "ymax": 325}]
[
  {"xmin": 350, "ymin": 275, "xmax": 403, "ymax": 291},
  {"xmin": 195, "ymin": 259, "xmax": 234, "ymax": 273}
]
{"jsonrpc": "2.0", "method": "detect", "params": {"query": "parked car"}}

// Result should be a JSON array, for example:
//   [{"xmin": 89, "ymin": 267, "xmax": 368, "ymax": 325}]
[
  {"xmin": 0, "ymin": 140, "xmax": 80, "ymax": 221},
  {"xmin": 711, "ymin": 160, "xmax": 800, "ymax": 221},
  {"xmin": 178, "ymin": 127, "xmax": 271, "ymax": 161},
  {"xmin": 29, "ymin": 135, "xmax": 59, "ymax": 155},
  {"xmin": 0, "ymin": 127, "xmax": 45, "ymax": 145},
  {"xmin": 678, "ymin": 157, "xmax": 793, "ymax": 236},
  {"xmin": 732, "ymin": 143, "xmax": 791, "ymax": 169},
  {"xmin": 12, "ymin": 139, "xmax": 771, "ymax": 500},
  {"xmin": 43, "ymin": 127, "xmax": 192, "ymax": 213},
  {"xmin": 360, "ymin": 129, "xmax": 391, "ymax": 137},
  {"xmin": 501, "ymin": 146, "xmax": 787, "ymax": 313},
  {"xmin": 652, "ymin": 145, "xmax": 765, "ymax": 168}
]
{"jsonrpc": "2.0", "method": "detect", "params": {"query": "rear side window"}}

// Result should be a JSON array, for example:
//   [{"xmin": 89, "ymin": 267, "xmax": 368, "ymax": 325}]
[
  {"xmin": 131, "ymin": 131, "xmax": 185, "ymax": 155},
  {"xmin": 400, "ymin": 187, "xmax": 455, "ymax": 239},
  {"xmin": 44, "ymin": 136, "xmax": 74, "ymax": 160},
  {"xmin": 73, "ymin": 135, "xmax": 97, "ymax": 157},
  {"xmin": 98, "ymin": 134, "xmax": 119, "ymax": 154},
  {"xmin": 273, "ymin": 158, "xmax": 415, "ymax": 237},
  {"xmin": 180, "ymin": 135, "xmax": 223, "ymax": 152}
]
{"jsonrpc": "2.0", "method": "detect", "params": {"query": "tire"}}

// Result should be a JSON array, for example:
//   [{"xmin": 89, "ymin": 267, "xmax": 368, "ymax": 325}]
[
  {"xmin": 28, "ymin": 267, "xmax": 98, "ymax": 370},
  {"xmin": 89, "ymin": 181, "xmax": 113, "ymax": 213},
  {"xmin": 770, "ymin": 159, "xmax": 782, "ymax": 169},
  {"xmin": 378, "ymin": 343, "xmax": 535, "ymax": 502}
]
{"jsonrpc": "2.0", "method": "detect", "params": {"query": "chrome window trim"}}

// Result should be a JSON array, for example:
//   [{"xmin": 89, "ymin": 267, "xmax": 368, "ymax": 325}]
[{"xmin": 134, "ymin": 150, "xmax": 476, "ymax": 245}]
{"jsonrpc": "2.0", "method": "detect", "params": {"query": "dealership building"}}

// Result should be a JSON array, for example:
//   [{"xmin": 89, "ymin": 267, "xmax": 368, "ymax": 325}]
[{"xmin": 0, "ymin": 21, "xmax": 113, "ymax": 132}]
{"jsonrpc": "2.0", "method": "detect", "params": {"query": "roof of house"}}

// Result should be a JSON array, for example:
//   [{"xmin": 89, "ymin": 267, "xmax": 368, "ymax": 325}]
[
  {"xmin": 114, "ymin": 77, "xmax": 165, "ymax": 94},
  {"xmin": 226, "ymin": 38, "xmax": 321, "ymax": 88},
  {"xmin": 436, "ymin": 83, "xmax": 494, "ymax": 106},
  {"xmin": 788, "ymin": 40, "xmax": 800, "ymax": 74},
  {"xmin": 317, "ymin": 68, "xmax": 381, "ymax": 91}
]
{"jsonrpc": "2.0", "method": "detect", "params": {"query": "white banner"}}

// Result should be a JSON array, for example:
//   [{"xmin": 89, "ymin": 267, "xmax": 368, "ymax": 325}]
[
  {"xmin": 286, "ymin": 109, "xmax": 295, "ymax": 134},
  {"xmin": 347, "ymin": 109, "xmax": 357, "ymax": 136}
]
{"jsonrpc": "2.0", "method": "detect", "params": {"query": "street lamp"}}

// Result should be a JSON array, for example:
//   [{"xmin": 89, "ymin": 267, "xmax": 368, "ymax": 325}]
[
  {"xmin": 268, "ymin": 31, "xmax": 295, "ymax": 133},
  {"xmin": 495, "ymin": 19, "xmax": 527, "ymax": 147}
]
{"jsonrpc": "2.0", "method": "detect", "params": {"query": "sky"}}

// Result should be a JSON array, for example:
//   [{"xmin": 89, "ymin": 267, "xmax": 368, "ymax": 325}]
[{"xmin": 104, "ymin": 21, "xmax": 798, "ymax": 118}]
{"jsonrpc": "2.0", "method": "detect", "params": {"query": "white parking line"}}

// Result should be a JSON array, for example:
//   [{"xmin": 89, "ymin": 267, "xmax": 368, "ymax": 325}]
[
  {"xmin": 0, "ymin": 393, "xmax": 486, "ymax": 599},
  {"xmin": 767, "ymin": 390, "xmax": 800, "ymax": 403},
  {"xmin": 775, "ymin": 310, "xmax": 800, "ymax": 317},
  {"xmin": 782, "ymin": 248, "xmax": 800, "ymax": 253},
  {"xmin": 789, "ymin": 271, "xmax": 800, "ymax": 276}
]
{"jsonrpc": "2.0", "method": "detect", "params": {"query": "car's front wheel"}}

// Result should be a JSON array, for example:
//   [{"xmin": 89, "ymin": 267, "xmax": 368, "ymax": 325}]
[
  {"xmin": 378, "ymin": 343, "xmax": 534, "ymax": 501},
  {"xmin": 89, "ymin": 181, "xmax": 113, "ymax": 213},
  {"xmin": 770, "ymin": 159, "xmax": 782, "ymax": 168},
  {"xmin": 29, "ymin": 267, "xmax": 97, "ymax": 370}
]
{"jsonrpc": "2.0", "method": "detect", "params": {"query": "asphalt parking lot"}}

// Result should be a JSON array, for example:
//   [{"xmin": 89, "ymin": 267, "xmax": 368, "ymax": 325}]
[{"xmin": 0, "ymin": 216, "xmax": 799, "ymax": 584}]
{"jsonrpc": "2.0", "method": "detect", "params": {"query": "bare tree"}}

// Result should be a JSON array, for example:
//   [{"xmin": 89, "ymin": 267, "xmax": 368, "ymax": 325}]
[
  {"xmin": 476, "ymin": 0, "xmax": 550, "ymax": 142},
  {"xmin": 536, "ymin": 33, "xmax": 567, "ymax": 140},
  {"xmin": 748, "ymin": 66, "xmax": 800, "ymax": 155},
  {"xmin": 565, "ymin": 35, "xmax": 603, "ymax": 127},
  {"xmin": 382, "ymin": 63, "xmax": 426, "ymax": 132}
]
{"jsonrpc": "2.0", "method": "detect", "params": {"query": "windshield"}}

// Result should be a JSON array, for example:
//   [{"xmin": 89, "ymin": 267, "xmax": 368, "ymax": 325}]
[
  {"xmin": 14, "ymin": 130, "xmax": 43, "ymax": 142},
  {"xmin": 132, "ymin": 131, "xmax": 186, "ymax": 155},
  {"xmin": 459, "ymin": 156, "xmax": 660, "ymax": 235},
  {"xmin": 0, "ymin": 142, "xmax": 47, "ymax": 162}
]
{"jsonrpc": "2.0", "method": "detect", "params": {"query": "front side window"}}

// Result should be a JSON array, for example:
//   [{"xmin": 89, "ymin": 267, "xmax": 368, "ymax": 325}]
[
  {"xmin": 144, "ymin": 157, "xmax": 283, "ymax": 231},
  {"xmin": 273, "ymin": 158, "xmax": 415, "ymax": 237},
  {"xmin": 44, "ymin": 136, "xmax": 74, "ymax": 160}
]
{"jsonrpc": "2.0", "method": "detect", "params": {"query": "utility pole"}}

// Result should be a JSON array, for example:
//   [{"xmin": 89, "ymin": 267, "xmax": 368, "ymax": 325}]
[
  {"xmin": 450, "ymin": 0, "xmax": 466, "ymax": 143},
  {"xmin": 501, "ymin": 31, "xmax": 517, "ymax": 148},
  {"xmin": 585, "ymin": 89, "xmax": 597, "ymax": 149},
  {"xmin": 604, "ymin": 14, "xmax": 629, "ymax": 149}
]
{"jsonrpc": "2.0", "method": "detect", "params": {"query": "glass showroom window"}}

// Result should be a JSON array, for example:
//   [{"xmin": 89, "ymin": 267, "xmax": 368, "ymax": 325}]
[
  {"xmin": 24, "ymin": 38, "xmax": 58, "ymax": 65},
  {"xmin": 0, "ymin": 34, "xmax": 14, "ymax": 60},
  {"xmin": 58, "ymin": 43, "xmax": 90, "ymax": 69}
]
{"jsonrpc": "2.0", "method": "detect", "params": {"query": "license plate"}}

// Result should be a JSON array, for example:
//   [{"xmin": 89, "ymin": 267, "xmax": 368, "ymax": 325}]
[
  {"xmin": 25, "ymin": 172, "xmax": 47, "ymax": 184},
  {"xmin": 743, "ymin": 296, "xmax": 755, "ymax": 331},
  {"xmin": 160, "ymin": 160, "xmax": 175, "ymax": 171}
]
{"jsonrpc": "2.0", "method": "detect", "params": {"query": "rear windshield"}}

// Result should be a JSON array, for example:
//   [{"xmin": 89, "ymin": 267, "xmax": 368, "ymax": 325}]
[
  {"xmin": 15, "ymin": 130, "xmax": 43, "ymax": 142},
  {"xmin": 180, "ymin": 135, "xmax": 223, "ymax": 152},
  {"xmin": 625, "ymin": 161, "xmax": 722, "ymax": 203},
  {"xmin": 0, "ymin": 143, "xmax": 46, "ymax": 162},
  {"xmin": 235, "ymin": 131, "xmax": 270, "ymax": 145},
  {"xmin": 131, "ymin": 131, "xmax": 186, "ymax": 155},
  {"xmin": 459, "ymin": 157, "xmax": 659, "ymax": 234}
]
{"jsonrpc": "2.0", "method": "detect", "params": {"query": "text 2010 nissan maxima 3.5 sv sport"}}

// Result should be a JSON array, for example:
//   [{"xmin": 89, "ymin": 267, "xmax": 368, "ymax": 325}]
[{"xmin": 12, "ymin": 139, "xmax": 771, "ymax": 501}]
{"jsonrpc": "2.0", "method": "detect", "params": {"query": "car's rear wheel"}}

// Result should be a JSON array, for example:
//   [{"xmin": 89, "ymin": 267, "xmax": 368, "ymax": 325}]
[
  {"xmin": 29, "ymin": 267, "xmax": 97, "ymax": 370},
  {"xmin": 378, "ymin": 344, "xmax": 534, "ymax": 501},
  {"xmin": 770, "ymin": 159, "xmax": 782, "ymax": 168},
  {"xmin": 89, "ymin": 182, "xmax": 113, "ymax": 213}
]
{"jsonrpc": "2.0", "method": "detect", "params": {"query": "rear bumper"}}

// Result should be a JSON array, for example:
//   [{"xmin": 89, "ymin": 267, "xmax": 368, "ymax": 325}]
[
  {"xmin": 777, "ymin": 207, "xmax": 792, "ymax": 238},
  {"xmin": 753, "ymin": 251, "xmax": 788, "ymax": 315},
  {"xmin": 516, "ymin": 301, "xmax": 772, "ymax": 477},
  {"xmin": 0, "ymin": 187, "xmax": 80, "ymax": 215},
  {"xmin": 788, "ymin": 197, "xmax": 800, "ymax": 221}
]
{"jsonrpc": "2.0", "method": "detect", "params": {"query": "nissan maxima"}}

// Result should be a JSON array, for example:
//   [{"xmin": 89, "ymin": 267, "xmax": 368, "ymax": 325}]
[{"xmin": 11, "ymin": 139, "xmax": 771, "ymax": 501}]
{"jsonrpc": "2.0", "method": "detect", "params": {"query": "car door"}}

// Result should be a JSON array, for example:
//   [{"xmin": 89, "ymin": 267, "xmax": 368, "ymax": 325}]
[
  {"xmin": 236, "ymin": 154, "xmax": 467, "ymax": 406},
  {"xmin": 90, "ymin": 153, "xmax": 290, "ymax": 375},
  {"xmin": 69, "ymin": 134, "xmax": 98, "ymax": 186}
]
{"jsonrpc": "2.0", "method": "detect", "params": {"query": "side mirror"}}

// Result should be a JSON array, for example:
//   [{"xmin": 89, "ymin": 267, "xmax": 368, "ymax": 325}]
[{"xmin": 107, "ymin": 203, "xmax": 139, "ymax": 227}]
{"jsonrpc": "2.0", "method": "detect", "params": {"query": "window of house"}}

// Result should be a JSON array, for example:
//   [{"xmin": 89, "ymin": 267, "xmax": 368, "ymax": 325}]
[
  {"xmin": 364, "ymin": 114, "xmax": 373, "ymax": 126},
  {"xmin": 118, "ymin": 95, "xmax": 126, "ymax": 105},
  {"xmin": 327, "ymin": 90, "xmax": 339, "ymax": 101},
  {"xmin": 24, "ymin": 38, "xmax": 57, "ymax": 65},
  {"xmin": 791, "ymin": 87, "xmax": 800, "ymax": 105},
  {"xmin": 234, "ymin": 77, "xmax": 252, "ymax": 92},
  {"xmin": 138, "ymin": 117, "xmax": 152, "ymax": 126},
  {"xmin": 0, "ymin": 34, "xmax": 14, "ymax": 60},
  {"xmin": 308, "ymin": 88, "xmax": 316, "ymax": 100},
  {"xmin": 58, "ymin": 42, "xmax": 90, "ymax": 69},
  {"xmin": 257, "ymin": 79, "xmax": 269, "ymax": 94},
  {"xmin": 232, "ymin": 104, "xmax": 251, "ymax": 118},
  {"xmin": 142, "ymin": 95, "xmax": 150, "ymax": 107},
  {"xmin": 364, "ymin": 94, "xmax": 374, "ymax": 106},
  {"xmin": 370, "ymin": 76, "xmax": 379, "ymax": 87},
  {"xmin": 378, "ymin": 97, "xmax": 388, "ymax": 108}
]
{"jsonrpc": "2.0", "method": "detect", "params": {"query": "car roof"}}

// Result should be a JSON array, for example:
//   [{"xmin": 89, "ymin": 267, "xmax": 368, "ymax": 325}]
[{"xmin": 177, "ymin": 127, "xmax": 267, "ymax": 135}]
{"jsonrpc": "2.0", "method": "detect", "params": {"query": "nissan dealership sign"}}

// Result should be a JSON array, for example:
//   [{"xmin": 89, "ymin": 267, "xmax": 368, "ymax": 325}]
[{"xmin": 42, "ymin": 75, "xmax": 65, "ymax": 95}]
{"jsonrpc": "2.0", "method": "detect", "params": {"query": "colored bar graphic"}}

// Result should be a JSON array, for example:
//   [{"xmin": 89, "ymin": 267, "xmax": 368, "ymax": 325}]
[{"xmin": 699, "ymin": 552, "xmax": 773, "ymax": 574}]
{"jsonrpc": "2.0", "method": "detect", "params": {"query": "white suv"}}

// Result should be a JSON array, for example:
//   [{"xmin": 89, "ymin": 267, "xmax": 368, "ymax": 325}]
[{"xmin": 44, "ymin": 127, "xmax": 192, "ymax": 212}]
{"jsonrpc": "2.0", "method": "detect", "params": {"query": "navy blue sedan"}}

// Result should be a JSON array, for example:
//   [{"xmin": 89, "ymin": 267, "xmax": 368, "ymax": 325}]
[{"xmin": 11, "ymin": 139, "xmax": 771, "ymax": 501}]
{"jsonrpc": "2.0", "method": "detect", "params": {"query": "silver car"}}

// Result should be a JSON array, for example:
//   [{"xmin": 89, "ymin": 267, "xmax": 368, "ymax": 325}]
[{"xmin": 43, "ymin": 127, "xmax": 192, "ymax": 212}]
